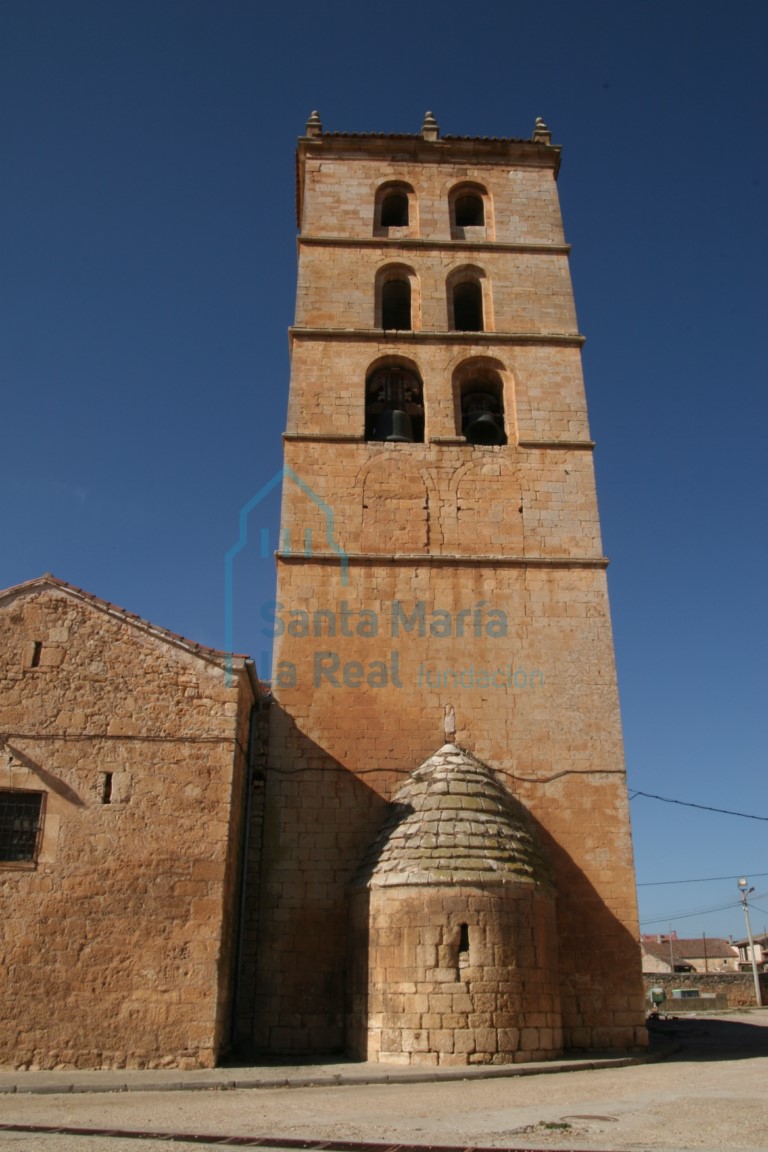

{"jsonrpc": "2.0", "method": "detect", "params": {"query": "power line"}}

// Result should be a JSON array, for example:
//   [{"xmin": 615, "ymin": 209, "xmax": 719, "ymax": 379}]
[
  {"xmin": 640, "ymin": 890, "xmax": 768, "ymax": 926},
  {"xmin": 638, "ymin": 870, "xmax": 768, "ymax": 887},
  {"xmin": 639, "ymin": 900, "xmax": 738, "ymax": 926},
  {"xmin": 629, "ymin": 789, "xmax": 768, "ymax": 822}
]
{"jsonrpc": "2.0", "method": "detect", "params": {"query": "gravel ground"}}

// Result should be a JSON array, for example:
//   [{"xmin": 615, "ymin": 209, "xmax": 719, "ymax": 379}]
[{"xmin": 0, "ymin": 1013, "xmax": 767, "ymax": 1152}]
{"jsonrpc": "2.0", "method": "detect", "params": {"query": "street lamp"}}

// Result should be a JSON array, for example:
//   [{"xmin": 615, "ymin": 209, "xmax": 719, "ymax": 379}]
[{"xmin": 738, "ymin": 878, "xmax": 763, "ymax": 1008}]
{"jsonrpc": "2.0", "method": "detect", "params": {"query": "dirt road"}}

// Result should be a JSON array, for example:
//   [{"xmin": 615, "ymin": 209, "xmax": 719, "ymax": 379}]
[{"xmin": 1, "ymin": 1013, "xmax": 766, "ymax": 1152}]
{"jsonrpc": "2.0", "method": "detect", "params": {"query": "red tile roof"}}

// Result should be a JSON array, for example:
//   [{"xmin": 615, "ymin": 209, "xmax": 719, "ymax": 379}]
[{"xmin": 642, "ymin": 937, "xmax": 737, "ymax": 963}]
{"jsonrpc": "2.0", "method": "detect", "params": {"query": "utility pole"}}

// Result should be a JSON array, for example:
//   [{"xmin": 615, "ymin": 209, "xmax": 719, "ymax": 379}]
[{"xmin": 738, "ymin": 878, "xmax": 763, "ymax": 1008}]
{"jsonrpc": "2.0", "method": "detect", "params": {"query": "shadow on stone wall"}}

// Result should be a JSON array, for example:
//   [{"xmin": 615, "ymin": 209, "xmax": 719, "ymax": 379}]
[
  {"xmin": 234, "ymin": 702, "xmax": 389, "ymax": 1058},
  {"xmin": 531, "ymin": 819, "xmax": 649, "ymax": 1052}
]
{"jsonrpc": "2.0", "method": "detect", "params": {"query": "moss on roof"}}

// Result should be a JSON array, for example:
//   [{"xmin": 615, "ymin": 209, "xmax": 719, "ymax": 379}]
[{"xmin": 355, "ymin": 744, "xmax": 553, "ymax": 890}]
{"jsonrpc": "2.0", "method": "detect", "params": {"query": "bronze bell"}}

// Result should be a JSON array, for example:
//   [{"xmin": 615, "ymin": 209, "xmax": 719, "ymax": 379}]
[
  {"xmin": 374, "ymin": 409, "xmax": 414, "ymax": 442},
  {"xmin": 462, "ymin": 389, "xmax": 506, "ymax": 445},
  {"xmin": 464, "ymin": 411, "xmax": 505, "ymax": 445}
]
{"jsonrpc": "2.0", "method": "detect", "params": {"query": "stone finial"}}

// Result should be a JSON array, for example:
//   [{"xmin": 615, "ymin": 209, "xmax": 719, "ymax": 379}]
[
  {"xmin": 421, "ymin": 110, "xmax": 439, "ymax": 142},
  {"xmin": 443, "ymin": 703, "xmax": 456, "ymax": 741},
  {"xmin": 305, "ymin": 110, "xmax": 323, "ymax": 137},
  {"xmin": 532, "ymin": 116, "xmax": 551, "ymax": 145}
]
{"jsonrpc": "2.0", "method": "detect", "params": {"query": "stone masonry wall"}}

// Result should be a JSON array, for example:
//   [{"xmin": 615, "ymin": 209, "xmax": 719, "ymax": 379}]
[
  {"xmin": 0, "ymin": 582, "xmax": 254, "ymax": 1070},
  {"xmin": 351, "ymin": 885, "xmax": 562, "ymax": 1066},
  {"xmin": 248, "ymin": 129, "xmax": 647, "ymax": 1056},
  {"xmin": 643, "ymin": 972, "xmax": 768, "ymax": 1010},
  {"xmin": 299, "ymin": 150, "xmax": 566, "ymax": 245},
  {"xmin": 286, "ymin": 340, "xmax": 591, "ymax": 444},
  {"xmin": 295, "ymin": 246, "xmax": 577, "ymax": 334},
  {"xmin": 262, "ymin": 557, "xmax": 644, "ymax": 1052}
]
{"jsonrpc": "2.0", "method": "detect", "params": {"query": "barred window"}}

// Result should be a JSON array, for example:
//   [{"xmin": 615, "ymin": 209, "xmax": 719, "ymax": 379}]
[{"xmin": 0, "ymin": 790, "xmax": 45, "ymax": 864}]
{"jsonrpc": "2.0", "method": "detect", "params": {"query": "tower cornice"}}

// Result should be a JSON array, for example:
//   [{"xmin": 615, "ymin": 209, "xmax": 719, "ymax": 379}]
[
  {"xmin": 288, "ymin": 327, "xmax": 585, "ymax": 347},
  {"xmin": 281, "ymin": 433, "xmax": 597, "ymax": 450},
  {"xmin": 297, "ymin": 235, "xmax": 571, "ymax": 256},
  {"xmin": 296, "ymin": 128, "xmax": 561, "ymax": 230},
  {"xmin": 275, "ymin": 551, "xmax": 609, "ymax": 569}
]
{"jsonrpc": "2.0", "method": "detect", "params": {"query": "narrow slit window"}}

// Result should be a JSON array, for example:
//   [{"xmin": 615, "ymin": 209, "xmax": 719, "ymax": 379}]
[
  {"xmin": 30, "ymin": 641, "xmax": 43, "ymax": 668},
  {"xmin": 458, "ymin": 923, "xmax": 470, "ymax": 971},
  {"xmin": 101, "ymin": 772, "xmax": 113, "ymax": 805}
]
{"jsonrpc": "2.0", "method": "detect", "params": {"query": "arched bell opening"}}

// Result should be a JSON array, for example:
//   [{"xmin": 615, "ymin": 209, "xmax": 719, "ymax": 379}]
[
  {"xmin": 374, "ymin": 181, "xmax": 416, "ymax": 237},
  {"xmin": 446, "ymin": 265, "xmax": 490, "ymax": 333},
  {"xmin": 381, "ymin": 278, "xmax": 412, "ymax": 331},
  {"xmin": 365, "ymin": 366, "xmax": 424, "ymax": 443},
  {"xmin": 452, "ymin": 280, "xmax": 483, "ymax": 332},
  {"xmin": 449, "ymin": 182, "xmax": 492, "ymax": 240},
  {"xmin": 460, "ymin": 380, "xmax": 507, "ymax": 445},
  {"xmin": 455, "ymin": 193, "xmax": 484, "ymax": 227},
  {"xmin": 381, "ymin": 192, "xmax": 409, "ymax": 227},
  {"xmin": 375, "ymin": 263, "xmax": 419, "ymax": 331}
]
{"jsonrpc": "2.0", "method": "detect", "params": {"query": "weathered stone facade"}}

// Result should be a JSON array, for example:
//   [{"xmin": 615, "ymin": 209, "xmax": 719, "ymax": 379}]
[
  {"xmin": 0, "ymin": 576, "xmax": 261, "ymax": 1070},
  {"xmin": 1, "ymin": 115, "xmax": 647, "ymax": 1071},
  {"xmin": 245, "ymin": 115, "xmax": 647, "ymax": 1059}
]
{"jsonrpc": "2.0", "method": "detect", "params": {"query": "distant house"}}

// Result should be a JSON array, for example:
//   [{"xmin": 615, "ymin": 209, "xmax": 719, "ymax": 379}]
[
  {"xmin": 735, "ymin": 933, "xmax": 768, "ymax": 971},
  {"xmin": 641, "ymin": 935, "xmax": 739, "ymax": 974}
]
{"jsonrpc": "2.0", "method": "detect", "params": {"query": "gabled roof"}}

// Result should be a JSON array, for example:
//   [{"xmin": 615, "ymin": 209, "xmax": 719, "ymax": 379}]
[
  {"xmin": 642, "ymin": 937, "xmax": 737, "ymax": 963},
  {"xmin": 735, "ymin": 933, "xmax": 768, "ymax": 948},
  {"xmin": 0, "ymin": 574, "xmax": 265, "ymax": 690}
]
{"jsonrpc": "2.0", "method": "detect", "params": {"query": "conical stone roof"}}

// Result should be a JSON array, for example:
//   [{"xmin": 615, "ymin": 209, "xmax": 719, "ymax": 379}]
[{"xmin": 355, "ymin": 744, "xmax": 552, "ymax": 889}]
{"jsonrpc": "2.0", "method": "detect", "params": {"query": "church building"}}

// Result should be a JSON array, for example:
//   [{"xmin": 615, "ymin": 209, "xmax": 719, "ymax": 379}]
[
  {"xmin": 237, "ymin": 111, "xmax": 646, "ymax": 1064},
  {"xmin": 0, "ymin": 114, "xmax": 647, "ymax": 1070}
]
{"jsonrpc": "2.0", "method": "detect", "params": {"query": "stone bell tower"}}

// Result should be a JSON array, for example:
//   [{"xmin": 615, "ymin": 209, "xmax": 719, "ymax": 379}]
[{"xmin": 241, "ymin": 112, "xmax": 646, "ymax": 1061}]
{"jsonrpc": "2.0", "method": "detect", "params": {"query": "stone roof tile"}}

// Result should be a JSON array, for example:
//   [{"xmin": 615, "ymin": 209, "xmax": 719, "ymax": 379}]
[{"xmin": 355, "ymin": 744, "xmax": 552, "ymax": 889}]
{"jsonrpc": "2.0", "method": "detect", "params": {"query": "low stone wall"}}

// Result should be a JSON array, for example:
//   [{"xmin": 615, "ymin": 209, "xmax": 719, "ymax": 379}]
[{"xmin": 643, "ymin": 972, "xmax": 768, "ymax": 1010}]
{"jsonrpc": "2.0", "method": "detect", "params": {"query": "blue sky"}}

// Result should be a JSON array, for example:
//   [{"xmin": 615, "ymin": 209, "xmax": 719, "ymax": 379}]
[{"xmin": 1, "ymin": 0, "xmax": 766, "ymax": 943}]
